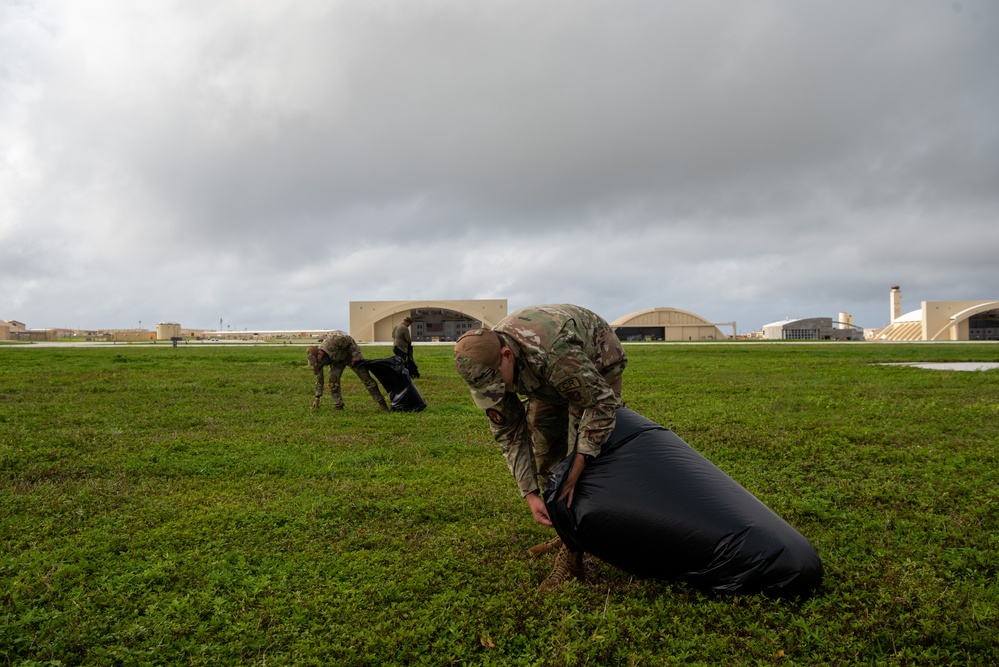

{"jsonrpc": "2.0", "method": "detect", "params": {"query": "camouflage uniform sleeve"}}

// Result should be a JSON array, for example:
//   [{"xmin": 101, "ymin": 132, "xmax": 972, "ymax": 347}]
[
  {"xmin": 486, "ymin": 393, "xmax": 539, "ymax": 497},
  {"xmin": 313, "ymin": 365, "xmax": 325, "ymax": 397},
  {"xmin": 546, "ymin": 348, "xmax": 620, "ymax": 458},
  {"xmin": 347, "ymin": 338, "xmax": 365, "ymax": 366}
]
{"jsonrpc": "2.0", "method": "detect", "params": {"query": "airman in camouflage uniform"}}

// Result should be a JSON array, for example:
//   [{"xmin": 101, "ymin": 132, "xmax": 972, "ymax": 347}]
[
  {"xmin": 307, "ymin": 331, "xmax": 389, "ymax": 411},
  {"xmin": 454, "ymin": 304, "xmax": 627, "ymax": 590}
]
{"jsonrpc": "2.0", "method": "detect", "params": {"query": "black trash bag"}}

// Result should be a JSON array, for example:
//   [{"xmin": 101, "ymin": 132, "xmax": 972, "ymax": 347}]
[
  {"xmin": 358, "ymin": 357, "xmax": 427, "ymax": 412},
  {"xmin": 393, "ymin": 345, "xmax": 421, "ymax": 379},
  {"xmin": 543, "ymin": 407, "xmax": 822, "ymax": 598},
  {"xmin": 405, "ymin": 354, "xmax": 420, "ymax": 380}
]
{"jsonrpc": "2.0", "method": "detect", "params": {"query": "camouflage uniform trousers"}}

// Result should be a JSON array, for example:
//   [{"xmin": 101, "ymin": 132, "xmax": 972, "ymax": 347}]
[
  {"xmin": 526, "ymin": 361, "xmax": 625, "ymax": 491},
  {"xmin": 322, "ymin": 362, "xmax": 384, "ymax": 409}
]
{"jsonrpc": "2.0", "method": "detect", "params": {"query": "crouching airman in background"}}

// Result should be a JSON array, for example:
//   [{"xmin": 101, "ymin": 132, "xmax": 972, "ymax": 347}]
[{"xmin": 307, "ymin": 331, "xmax": 389, "ymax": 412}]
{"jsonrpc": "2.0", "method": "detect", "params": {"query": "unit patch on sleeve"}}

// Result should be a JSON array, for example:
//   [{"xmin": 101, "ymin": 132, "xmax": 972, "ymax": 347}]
[
  {"xmin": 486, "ymin": 408, "xmax": 507, "ymax": 426},
  {"xmin": 557, "ymin": 376, "xmax": 590, "ymax": 404}
]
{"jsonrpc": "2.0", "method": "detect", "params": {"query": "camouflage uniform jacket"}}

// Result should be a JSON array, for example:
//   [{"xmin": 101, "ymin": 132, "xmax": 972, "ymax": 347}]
[
  {"xmin": 313, "ymin": 331, "xmax": 365, "ymax": 397},
  {"xmin": 489, "ymin": 304, "xmax": 627, "ymax": 496}
]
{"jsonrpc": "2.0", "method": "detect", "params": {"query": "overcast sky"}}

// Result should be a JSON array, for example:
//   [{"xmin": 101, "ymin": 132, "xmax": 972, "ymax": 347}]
[{"xmin": 2, "ymin": 1, "xmax": 996, "ymax": 335}]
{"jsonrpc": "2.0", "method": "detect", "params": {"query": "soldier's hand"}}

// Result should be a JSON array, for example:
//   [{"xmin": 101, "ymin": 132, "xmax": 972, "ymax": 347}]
[
  {"xmin": 557, "ymin": 453, "xmax": 587, "ymax": 508},
  {"xmin": 312, "ymin": 397, "xmax": 320, "ymax": 409},
  {"xmin": 525, "ymin": 492, "xmax": 553, "ymax": 527}
]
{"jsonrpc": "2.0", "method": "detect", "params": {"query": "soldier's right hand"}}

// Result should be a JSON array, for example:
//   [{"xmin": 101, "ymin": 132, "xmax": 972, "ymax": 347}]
[{"xmin": 312, "ymin": 397, "xmax": 321, "ymax": 409}]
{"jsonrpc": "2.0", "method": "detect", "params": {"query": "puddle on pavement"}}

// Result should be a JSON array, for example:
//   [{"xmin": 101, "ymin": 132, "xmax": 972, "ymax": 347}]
[{"xmin": 879, "ymin": 362, "xmax": 999, "ymax": 371}]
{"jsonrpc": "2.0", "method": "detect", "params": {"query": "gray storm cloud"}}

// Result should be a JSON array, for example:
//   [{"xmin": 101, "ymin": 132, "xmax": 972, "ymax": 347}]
[{"xmin": 1, "ymin": 0, "xmax": 996, "ymax": 332}]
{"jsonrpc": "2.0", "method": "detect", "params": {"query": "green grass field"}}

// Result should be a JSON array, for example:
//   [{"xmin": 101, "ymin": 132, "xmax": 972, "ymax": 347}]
[{"xmin": 1, "ymin": 342, "xmax": 997, "ymax": 666}]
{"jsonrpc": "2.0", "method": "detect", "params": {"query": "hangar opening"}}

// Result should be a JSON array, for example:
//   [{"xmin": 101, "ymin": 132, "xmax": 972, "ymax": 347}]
[
  {"xmin": 615, "ymin": 326, "xmax": 666, "ymax": 342},
  {"xmin": 969, "ymin": 309, "xmax": 999, "ymax": 341},
  {"xmin": 408, "ymin": 308, "xmax": 482, "ymax": 342}
]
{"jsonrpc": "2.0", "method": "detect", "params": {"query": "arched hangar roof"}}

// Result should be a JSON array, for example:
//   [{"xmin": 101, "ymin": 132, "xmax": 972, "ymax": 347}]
[
  {"xmin": 877, "ymin": 309, "xmax": 923, "ymax": 341},
  {"xmin": 611, "ymin": 307, "xmax": 734, "ymax": 340},
  {"xmin": 349, "ymin": 299, "xmax": 508, "ymax": 343},
  {"xmin": 611, "ymin": 306, "xmax": 716, "ymax": 327}
]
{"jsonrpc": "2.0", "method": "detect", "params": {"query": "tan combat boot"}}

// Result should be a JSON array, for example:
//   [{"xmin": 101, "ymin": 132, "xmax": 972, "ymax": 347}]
[
  {"xmin": 527, "ymin": 536, "xmax": 563, "ymax": 559},
  {"xmin": 538, "ymin": 544, "xmax": 585, "ymax": 592}
]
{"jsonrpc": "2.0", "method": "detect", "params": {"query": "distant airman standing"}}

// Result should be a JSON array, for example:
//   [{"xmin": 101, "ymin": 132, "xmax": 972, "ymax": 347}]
[{"xmin": 392, "ymin": 316, "xmax": 420, "ymax": 379}]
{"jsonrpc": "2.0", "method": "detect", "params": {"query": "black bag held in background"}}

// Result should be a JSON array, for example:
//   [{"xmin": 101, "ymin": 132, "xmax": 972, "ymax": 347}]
[
  {"xmin": 358, "ymin": 357, "xmax": 427, "ymax": 412},
  {"xmin": 392, "ymin": 344, "xmax": 420, "ymax": 379},
  {"xmin": 404, "ymin": 345, "xmax": 420, "ymax": 379},
  {"xmin": 543, "ymin": 408, "xmax": 822, "ymax": 598}
]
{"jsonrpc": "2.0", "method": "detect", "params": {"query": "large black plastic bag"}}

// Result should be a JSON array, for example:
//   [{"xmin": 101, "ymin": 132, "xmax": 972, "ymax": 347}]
[
  {"xmin": 543, "ymin": 408, "xmax": 822, "ymax": 598},
  {"xmin": 358, "ymin": 357, "xmax": 427, "ymax": 412}
]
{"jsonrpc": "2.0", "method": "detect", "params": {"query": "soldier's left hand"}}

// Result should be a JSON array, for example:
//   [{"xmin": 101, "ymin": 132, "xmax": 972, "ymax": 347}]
[
  {"xmin": 557, "ymin": 453, "xmax": 587, "ymax": 508},
  {"xmin": 525, "ymin": 492, "xmax": 553, "ymax": 527}
]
